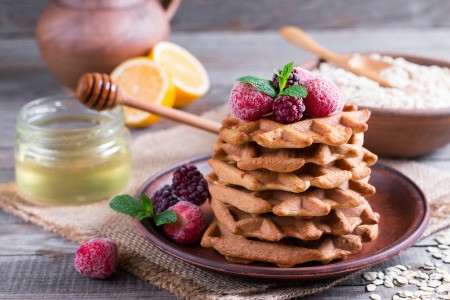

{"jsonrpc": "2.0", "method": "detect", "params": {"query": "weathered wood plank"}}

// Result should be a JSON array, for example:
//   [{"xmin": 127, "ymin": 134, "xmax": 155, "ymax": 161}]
[
  {"xmin": 1, "ymin": 0, "xmax": 450, "ymax": 36},
  {"xmin": 0, "ymin": 254, "xmax": 174, "ymax": 299}
]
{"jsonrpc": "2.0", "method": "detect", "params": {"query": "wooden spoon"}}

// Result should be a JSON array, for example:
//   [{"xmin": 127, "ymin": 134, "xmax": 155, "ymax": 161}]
[
  {"xmin": 76, "ymin": 73, "xmax": 221, "ymax": 133},
  {"xmin": 280, "ymin": 26, "xmax": 394, "ymax": 88}
]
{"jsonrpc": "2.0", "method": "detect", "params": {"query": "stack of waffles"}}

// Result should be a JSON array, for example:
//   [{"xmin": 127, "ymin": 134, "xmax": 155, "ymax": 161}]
[{"xmin": 201, "ymin": 104, "xmax": 380, "ymax": 267}]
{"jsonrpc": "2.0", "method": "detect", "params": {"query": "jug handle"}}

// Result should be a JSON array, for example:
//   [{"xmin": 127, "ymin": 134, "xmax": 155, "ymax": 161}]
[{"xmin": 162, "ymin": 0, "xmax": 182, "ymax": 21}]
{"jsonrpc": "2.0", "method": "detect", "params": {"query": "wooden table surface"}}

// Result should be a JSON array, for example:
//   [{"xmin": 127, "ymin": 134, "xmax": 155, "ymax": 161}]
[{"xmin": 1, "ymin": 29, "xmax": 449, "ymax": 299}]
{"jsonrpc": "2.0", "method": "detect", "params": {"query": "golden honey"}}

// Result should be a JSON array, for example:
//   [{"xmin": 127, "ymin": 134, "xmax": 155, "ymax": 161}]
[{"xmin": 15, "ymin": 96, "xmax": 131, "ymax": 204}]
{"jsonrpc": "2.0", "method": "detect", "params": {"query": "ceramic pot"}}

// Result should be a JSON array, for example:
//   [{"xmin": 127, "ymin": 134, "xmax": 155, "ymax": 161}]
[{"xmin": 36, "ymin": 0, "xmax": 181, "ymax": 89}]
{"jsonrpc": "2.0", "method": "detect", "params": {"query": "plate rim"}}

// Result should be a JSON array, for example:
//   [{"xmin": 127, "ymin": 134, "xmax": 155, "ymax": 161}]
[{"xmin": 133, "ymin": 154, "xmax": 430, "ymax": 279}]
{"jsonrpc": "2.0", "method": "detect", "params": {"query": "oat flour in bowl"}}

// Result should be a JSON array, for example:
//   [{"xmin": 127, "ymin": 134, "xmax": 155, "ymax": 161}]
[{"xmin": 313, "ymin": 54, "xmax": 450, "ymax": 110}]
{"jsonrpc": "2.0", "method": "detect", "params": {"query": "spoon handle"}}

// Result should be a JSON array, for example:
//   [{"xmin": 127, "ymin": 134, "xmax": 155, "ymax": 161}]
[
  {"xmin": 120, "ymin": 95, "xmax": 221, "ymax": 133},
  {"xmin": 279, "ymin": 26, "xmax": 341, "ymax": 62}
]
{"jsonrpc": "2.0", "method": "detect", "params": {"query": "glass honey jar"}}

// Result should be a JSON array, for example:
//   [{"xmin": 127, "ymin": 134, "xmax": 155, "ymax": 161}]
[{"xmin": 15, "ymin": 95, "xmax": 132, "ymax": 204}]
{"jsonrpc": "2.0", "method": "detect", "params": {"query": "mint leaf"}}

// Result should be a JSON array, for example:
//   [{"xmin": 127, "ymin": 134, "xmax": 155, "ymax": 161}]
[
  {"xmin": 237, "ymin": 76, "xmax": 278, "ymax": 98},
  {"xmin": 110, "ymin": 194, "xmax": 177, "ymax": 225},
  {"xmin": 272, "ymin": 69, "xmax": 281, "ymax": 76},
  {"xmin": 278, "ymin": 85, "xmax": 308, "ymax": 98},
  {"xmin": 136, "ymin": 211, "xmax": 153, "ymax": 221},
  {"xmin": 110, "ymin": 195, "xmax": 142, "ymax": 217},
  {"xmin": 278, "ymin": 62, "xmax": 294, "ymax": 92},
  {"xmin": 140, "ymin": 194, "xmax": 154, "ymax": 217},
  {"xmin": 154, "ymin": 210, "xmax": 177, "ymax": 226}
]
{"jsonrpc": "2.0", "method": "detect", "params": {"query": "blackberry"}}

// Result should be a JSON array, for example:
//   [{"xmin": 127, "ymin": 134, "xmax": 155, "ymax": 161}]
[
  {"xmin": 172, "ymin": 164, "xmax": 210, "ymax": 205},
  {"xmin": 272, "ymin": 68, "xmax": 302, "ymax": 90},
  {"xmin": 151, "ymin": 185, "xmax": 181, "ymax": 213},
  {"xmin": 273, "ymin": 95, "xmax": 305, "ymax": 124}
]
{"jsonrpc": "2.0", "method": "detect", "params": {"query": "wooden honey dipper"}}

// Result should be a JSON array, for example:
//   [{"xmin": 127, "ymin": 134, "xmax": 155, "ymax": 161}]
[{"xmin": 76, "ymin": 73, "xmax": 221, "ymax": 133}]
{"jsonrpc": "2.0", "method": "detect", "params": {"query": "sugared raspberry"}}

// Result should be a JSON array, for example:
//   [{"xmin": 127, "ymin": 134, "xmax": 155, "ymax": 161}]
[
  {"xmin": 172, "ymin": 164, "xmax": 210, "ymax": 205},
  {"xmin": 272, "ymin": 67, "xmax": 314, "ymax": 90},
  {"xmin": 229, "ymin": 82, "xmax": 274, "ymax": 121},
  {"xmin": 151, "ymin": 185, "xmax": 181, "ymax": 213},
  {"xmin": 273, "ymin": 96, "xmax": 306, "ymax": 124},
  {"xmin": 163, "ymin": 201, "xmax": 206, "ymax": 245},
  {"xmin": 74, "ymin": 238, "xmax": 118, "ymax": 279},
  {"xmin": 303, "ymin": 76, "xmax": 344, "ymax": 117}
]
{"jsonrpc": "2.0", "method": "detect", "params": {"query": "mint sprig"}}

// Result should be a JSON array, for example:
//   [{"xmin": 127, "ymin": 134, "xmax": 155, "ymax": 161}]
[
  {"xmin": 110, "ymin": 194, "xmax": 177, "ymax": 225},
  {"xmin": 237, "ymin": 76, "xmax": 278, "ymax": 98},
  {"xmin": 236, "ymin": 62, "xmax": 308, "ymax": 101},
  {"xmin": 277, "ymin": 62, "xmax": 294, "ymax": 93}
]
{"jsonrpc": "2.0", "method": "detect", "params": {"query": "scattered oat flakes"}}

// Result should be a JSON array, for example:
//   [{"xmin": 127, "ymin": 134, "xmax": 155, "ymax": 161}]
[
  {"xmin": 444, "ymin": 255, "xmax": 450, "ymax": 264},
  {"xmin": 420, "ymin": 285, "xmax": 435, "ymax": 292},
  {"xmin": 366, "ymin": 284, "xmax": 377, "ymax": 292},
  {"xmin": 397, "ymin": 290, "xmax": 414, "ymax": 297},
  {"xmin": 427, "ymin": 279, "xmax": 441, "ymax": 288},
  {"xmin": 395, "ymin": 265, "xmax": 408, "ymax": 271},
  {"xmin": 384, "ymin": 280, "xmax": 394, "ymax": 288},
  {"xmin": 370, "ymin": 293, "xmax": 381, "ymax": 300},
  {"xmin": 373, "ymin": 279, "xmax": 384, "ymax": 285},
  {"xmin": 394, "ymin": 276, "xmax": 408, "ymax": 286},
  {"xmin": 363, "ymin": 272, "xmax": 378, "ymax": 281}
]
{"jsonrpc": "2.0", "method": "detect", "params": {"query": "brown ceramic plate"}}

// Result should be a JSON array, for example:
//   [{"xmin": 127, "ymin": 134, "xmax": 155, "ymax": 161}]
[{"xmin": 133, "ymin": 155, "xmax": 429, "ymax": 280}]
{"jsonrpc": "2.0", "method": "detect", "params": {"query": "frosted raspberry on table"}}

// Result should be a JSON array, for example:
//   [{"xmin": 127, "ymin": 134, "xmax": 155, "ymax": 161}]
[
  {"xmin": 229, "ymin": 82, "xmax": 274, "ymax": 121},
  {"xmin": 74, "ymin": 238, "xmax": 118, "ymax": 279},
  {"xmin": 303, "ymin": 76, "xmax": 344, "ymax": 117}
]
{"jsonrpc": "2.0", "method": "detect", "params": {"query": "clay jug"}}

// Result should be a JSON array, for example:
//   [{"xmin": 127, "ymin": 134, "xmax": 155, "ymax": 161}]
[{"xmin": 36, "ymin": 0, "xmax": 181, "ymax": 89}]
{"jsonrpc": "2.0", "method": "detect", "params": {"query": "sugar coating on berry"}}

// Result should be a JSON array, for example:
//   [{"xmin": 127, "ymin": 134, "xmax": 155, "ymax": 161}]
[
  {"xmin": 151, "ymin": 185, "xmax": 181, "ymax": 213},
  {"xmin": 273, "ymin": 96, "xmax": 305, "ymax": 124},
  {"xmin": 294, "ymin": 67, "xmax": 316, "ymax": 83},
  {"xmin": 303, "ymin": 76, "xmax": 344, "ymax": 117},
  {"xmin": 74, "ymin": 238, "xmax": 118, "ymax": 279},
  {"xmin": 163, "ymin": 201, "xmax": 206, "ymax": 245},
  {"xmin": 172, "ymin": 164, "xmax": 210, "ymax": 205},
  {"xmin": 229, "ymin": 82, "xmax": 274, "ymax": 121}
]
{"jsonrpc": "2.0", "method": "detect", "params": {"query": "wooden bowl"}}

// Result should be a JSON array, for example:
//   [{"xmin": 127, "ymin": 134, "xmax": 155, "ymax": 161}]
[{"xmin": 300, "ymin": 54, "xmax": 450, "ymax": 158}]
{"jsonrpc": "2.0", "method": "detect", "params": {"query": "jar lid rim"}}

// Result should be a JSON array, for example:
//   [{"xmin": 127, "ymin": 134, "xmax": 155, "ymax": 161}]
[{"xmin": 17, "ymin": 94, "xmax": 125, "ymax": 135}]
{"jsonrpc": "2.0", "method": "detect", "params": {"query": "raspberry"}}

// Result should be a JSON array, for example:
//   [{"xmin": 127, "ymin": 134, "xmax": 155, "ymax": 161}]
[
  {"xmin": 151, "ymin": 185, "xmax": 181, "ymax": 213},
  {"xmin": 303, "ymin": 76, "xmax": 345, "ymax": 117},
  {"xmin": 272, "ymin": 67, "xmax": 314, "ymax": 90},
  {"xmin": 229, "ymin": 82, "xmax": 274, "ymax": 121},
  {"xmin": 273, "ymin": 96, "xmax": 306, "ymax": 124},
  {"xmin": 172, "ymin": 164, "xmax": 210, "ymax": 205},
  {"xmin": 74, "ymin": 238, "xmax": 118, "ymax": 279},
  {"xmin": 163, "ymin": 201, "xmax": 206, "ymax": 245}
]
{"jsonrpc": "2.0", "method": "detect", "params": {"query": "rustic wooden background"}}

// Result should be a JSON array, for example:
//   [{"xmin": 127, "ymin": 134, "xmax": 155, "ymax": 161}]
[{"xmin": 1, "ymin": 0, "xmax": 450, "ymax": 37}]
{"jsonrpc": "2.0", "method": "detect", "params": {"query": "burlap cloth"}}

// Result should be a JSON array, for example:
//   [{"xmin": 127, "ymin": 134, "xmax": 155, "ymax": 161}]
[{"xmin": 1, "ymin": 104, "xmax": 450, "ymax": 299}]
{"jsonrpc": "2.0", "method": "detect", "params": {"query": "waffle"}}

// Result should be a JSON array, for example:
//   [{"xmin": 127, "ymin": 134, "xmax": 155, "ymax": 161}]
[
  {"xmin": 208, "ymin": 183, "xmax": 370, "ymax": 217},
  {"xmin": 202, "ymin": 103, "xmax": 379, "ymax": 267},
  {"xmin": 220, "ymin": 104, "xmax": 370, "ymax": 149},
  {"xmin": 210, "ymin": 197, "xmax": 379, "ymax": 242},
  {"xmin": 208, "ymin": 147, "xmax": 377, "ymax": 193},
  {"xmin": 212, "ymin": 133, "xmax": 364, "ymax": 172},
  {"xmin": 201, "ymin": 220, "xmax": 378, "ymax": 267}
]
